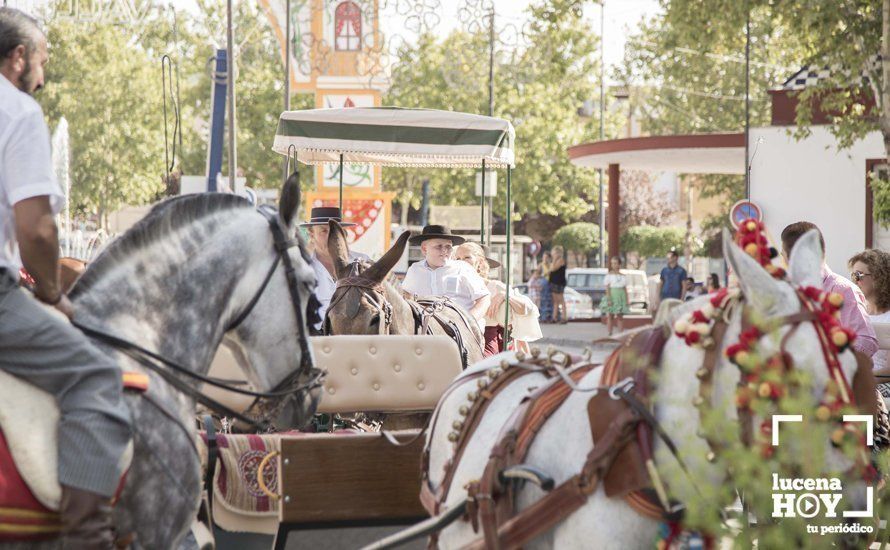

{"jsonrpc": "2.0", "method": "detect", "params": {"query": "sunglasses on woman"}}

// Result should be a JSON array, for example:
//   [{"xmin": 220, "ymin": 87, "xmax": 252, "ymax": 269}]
[{"xmin": 851, "ymin": 270, "xmax": 872, "ymax": 283}]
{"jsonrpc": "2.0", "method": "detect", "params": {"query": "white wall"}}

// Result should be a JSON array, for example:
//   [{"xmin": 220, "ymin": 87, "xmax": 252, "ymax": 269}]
[{"xmin": 750, "ymin": 126, "xmax": 884, "ymax": 274}]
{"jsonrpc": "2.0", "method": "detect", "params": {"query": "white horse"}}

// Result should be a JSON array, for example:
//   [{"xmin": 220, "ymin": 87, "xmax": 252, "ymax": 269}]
[{"xmin": 424, "ymin": 229, "xmax": 873, "ymax": 548}]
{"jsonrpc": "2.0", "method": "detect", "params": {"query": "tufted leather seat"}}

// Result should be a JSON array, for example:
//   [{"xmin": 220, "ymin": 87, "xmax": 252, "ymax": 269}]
[
  {"xmin": 204, "ymin": 335, "xmax": 462, "ymax": 415},
  {"xmin": 313, "ymin": 335, "xmax": 462, "ymax": 414}
]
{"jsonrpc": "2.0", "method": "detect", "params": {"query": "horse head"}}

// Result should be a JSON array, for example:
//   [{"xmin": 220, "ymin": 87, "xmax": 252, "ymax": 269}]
[
  {"xmin": 324, "ymin": 220, "xmax": 413, "ymax": 335},
  {"xmin": 71, "ymin": 173, "xmax": 322, "ymax": 431},
  {"xmin": 719, "ymin": 227, "xmax": 872, "ymax": 509},
  {"xmin": 224, "ymin": 174, "xmax": 323, "ymax": 429}
]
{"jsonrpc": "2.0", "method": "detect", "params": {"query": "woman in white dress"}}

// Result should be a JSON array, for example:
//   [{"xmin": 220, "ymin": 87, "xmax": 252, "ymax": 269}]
[
  {"xmin": 849, "ymin": 250, "xmax": 890, "ymax": 396},
  {"xmin": 455, "ymin": 242, "xmax": 542, "ymax": 356}
]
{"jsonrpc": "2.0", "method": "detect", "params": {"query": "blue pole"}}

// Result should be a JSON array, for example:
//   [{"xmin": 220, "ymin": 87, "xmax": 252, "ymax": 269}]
[{"xmin": 206, "ymin": 48, "xmax": 228, "ymax": 192}]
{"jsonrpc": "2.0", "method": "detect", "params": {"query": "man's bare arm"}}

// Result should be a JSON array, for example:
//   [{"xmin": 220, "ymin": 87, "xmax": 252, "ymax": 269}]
[{"xmin": 14, "ymin": 196, "xmax": 61, "ymax": 302}]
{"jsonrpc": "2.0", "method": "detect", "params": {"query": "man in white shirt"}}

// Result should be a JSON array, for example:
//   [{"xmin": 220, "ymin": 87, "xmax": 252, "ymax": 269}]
[
  {"xmin": 401, "ymin": 225, "xmax": 491, "ymax": 330},
  {"xmin": 302, "ymin": 206, "xmax": 369, "ymax": 329},
  {"xmin": 0, "ymin": 8, "xmax": 131, "ymax": 548}
]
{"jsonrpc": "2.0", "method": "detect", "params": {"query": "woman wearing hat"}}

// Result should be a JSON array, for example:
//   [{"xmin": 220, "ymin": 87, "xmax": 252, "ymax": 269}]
[
  {"xmin": 400, "ymin": 225, "xmax": 490, "ymax": 335},
  {"xmin": 302, "ymin": 206, "xmax": 369, "ymax": 328},
  {"xmin": 455, "ymin": 242, "xmax": 541, "ymax": 356}
]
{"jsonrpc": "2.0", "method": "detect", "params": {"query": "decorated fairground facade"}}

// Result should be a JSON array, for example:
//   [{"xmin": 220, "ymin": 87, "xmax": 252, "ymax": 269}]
[{"xmin": 262, "ymin": 0, "xmax": 393, "ymax": 257}]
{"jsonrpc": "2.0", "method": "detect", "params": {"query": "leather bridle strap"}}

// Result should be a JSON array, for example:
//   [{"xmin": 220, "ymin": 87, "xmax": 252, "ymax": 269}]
[{"xmin": 326, "ymin": 273, "xmax": 393, "ymax": 335}]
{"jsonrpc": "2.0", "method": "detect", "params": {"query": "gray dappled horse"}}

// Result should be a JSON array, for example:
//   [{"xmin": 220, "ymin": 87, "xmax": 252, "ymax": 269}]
[
  {"xmin": 323, "ymin": 220, "xmax": 484, "ymax": 368},
  {"xmin": 5, "ymin": 182, "xmax": 321, "ymax": 549}
]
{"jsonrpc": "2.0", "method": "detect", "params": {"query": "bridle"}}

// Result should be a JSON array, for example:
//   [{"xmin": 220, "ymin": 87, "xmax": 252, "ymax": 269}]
[
  {"xmin": 325, "ymin": 260, "xmax": 394, "ymax": 336},
  {"xmin": 73, "ymin": 204, "xmax": 325, "ymax": 432}
]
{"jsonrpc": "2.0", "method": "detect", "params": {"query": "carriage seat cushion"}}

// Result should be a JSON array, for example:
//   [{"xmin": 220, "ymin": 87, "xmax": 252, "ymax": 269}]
[{"xmin": 313, "ymin": 335, "xmax": 463, "ymax": 414}]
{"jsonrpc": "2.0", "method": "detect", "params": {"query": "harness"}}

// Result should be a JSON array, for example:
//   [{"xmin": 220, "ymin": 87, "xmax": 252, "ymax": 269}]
[
  {"xmin": 324, "ymin": 263, "xmax": 476, "ymax": 369},
  {"xmin": 72, "ymin": 204, "xmax": 325, "ymax": 432},
  {"xmin": 417, "ymin": 290, "xmax": 870, "ymax": 549}
]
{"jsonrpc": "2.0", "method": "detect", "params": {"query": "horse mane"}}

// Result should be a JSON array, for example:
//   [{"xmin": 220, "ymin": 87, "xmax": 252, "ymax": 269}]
[{"xmin": 70, "ymin": 193, "xmax": 252, "ymax": 297}]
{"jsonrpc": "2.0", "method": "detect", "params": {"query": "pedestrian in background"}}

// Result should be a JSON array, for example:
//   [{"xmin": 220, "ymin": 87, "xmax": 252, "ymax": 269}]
[
  {"xmin": 781, "ymin": 222, "xmax": 877, "ymax": 358},
  {"xmin": 658, "ymin": 250, "xmax": 687, "ymax": 304},
  {"xmin": 848, "ymin": 249, "xmax": 890, "ymax": 391},
  {"xmin": 539, "ymin": 252, "xmax": 553, "ymax": 322},
  {"xmin": 600, "ymin": 256, "xmax": 629, "ymax": 335},
  {"xmin": 527, "ymin": 267, "xmax": 543, "ymax": 309},
  {"xmin": 707, "ymin": 273, "xmax": 720, "ymax": 293},
  {"xmin": 548, "ymin": 246, "xmax": 568, "ymax": 324},
  {"xmin": 683, "ymin": 277, "xmax": 703, "ymax": 301}
]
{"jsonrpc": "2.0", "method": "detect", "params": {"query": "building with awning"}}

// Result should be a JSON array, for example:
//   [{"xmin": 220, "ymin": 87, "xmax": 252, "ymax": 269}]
[
  {"xmin": 567, "ymin": 133, "xmax": 744, "ymax": 260},
  {"xmin": 568, "ymin": 64, "xmax": 885, "ymax": 274}
]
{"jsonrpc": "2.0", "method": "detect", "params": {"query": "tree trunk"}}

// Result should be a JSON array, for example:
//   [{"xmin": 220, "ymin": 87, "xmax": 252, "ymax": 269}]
[{"xmin": 879, "ymin": 0, "xmax": 890, "ymax": 163}]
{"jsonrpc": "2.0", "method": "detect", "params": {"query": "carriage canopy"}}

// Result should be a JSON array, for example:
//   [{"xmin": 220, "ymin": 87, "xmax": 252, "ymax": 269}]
[{"xmin": 272, "ymin": 107, "xmax": 515, "ymax": 168}]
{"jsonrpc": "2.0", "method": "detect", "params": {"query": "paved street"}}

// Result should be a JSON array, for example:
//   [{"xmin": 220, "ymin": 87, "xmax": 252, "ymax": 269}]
[{"xmin": 537, "ymin": 321, "xmax": 610, "ymax": 353}]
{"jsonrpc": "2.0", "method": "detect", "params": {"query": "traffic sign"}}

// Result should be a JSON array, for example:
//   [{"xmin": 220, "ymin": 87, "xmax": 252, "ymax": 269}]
[{"xmin": 729, "ymin": 200, "xmax": 762, "ymax": 228}]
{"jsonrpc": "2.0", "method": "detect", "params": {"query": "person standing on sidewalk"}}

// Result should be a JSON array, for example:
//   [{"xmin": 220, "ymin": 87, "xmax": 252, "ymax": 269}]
[
  {"xmin": 600, "ymin": 256, "xmax": 629, "ymax": 336},
  {"xmin": 657, "ymin": 250, "xmax": 687, "ymax": 305},
  {"xmin": 0, "ymin": 9, "xmax": 132, "ymax": 547},
  {"xmin": 549, "ymin": 246, "xmax": 568, "ymax": 324}
]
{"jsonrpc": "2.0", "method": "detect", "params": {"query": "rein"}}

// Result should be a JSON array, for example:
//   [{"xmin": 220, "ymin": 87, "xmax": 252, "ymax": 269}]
[{"xmin": 72, "ymin": 204, "xmax": 324, "ymax": 431}]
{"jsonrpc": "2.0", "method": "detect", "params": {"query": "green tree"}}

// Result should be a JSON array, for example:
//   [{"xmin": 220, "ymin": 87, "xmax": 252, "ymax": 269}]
[
  {"xmin": 552, "ymin": 222, "xmax": 603, "ymax": 266},
  {"xmin": 620, "ymin": 225, "xmax": 686, "ymax": 260},
  {"xmin": 40, "ymin": 18, "xmax": 165, "ymax": 227}
]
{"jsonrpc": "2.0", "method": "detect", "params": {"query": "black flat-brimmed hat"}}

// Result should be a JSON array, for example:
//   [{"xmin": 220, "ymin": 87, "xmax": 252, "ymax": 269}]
[
  {"xmin": 409, "ymin": 225, "xmax": 466, "ymax": 245},
  {"xmin": 299, "ymin": 206, "xmax": 356, "ymax": 227}
]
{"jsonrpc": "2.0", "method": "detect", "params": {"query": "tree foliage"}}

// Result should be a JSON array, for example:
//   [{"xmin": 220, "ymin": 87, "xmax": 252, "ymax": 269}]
[
  {"xmin": 41, "ymin": 19, "xmax": 164, "ymax": 226},
  {"xmin": 552, "ymin": 222, "xmax": 603, "ymax": 266},
  {"xmin": 38, "ymin": 0, "xmax": 314, "ymax": 228},
  {"xmin": 620, "ymin": 225, "xmax": 686, "ymax": 259}
]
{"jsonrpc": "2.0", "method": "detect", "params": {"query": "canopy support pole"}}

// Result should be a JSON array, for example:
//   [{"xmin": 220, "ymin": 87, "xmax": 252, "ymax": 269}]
[
  {"xmin": 226, "ymin": 0, "xmax": 237, "ymax": 192},
  {"xmin": 504, "ymin": 166, "xmax": 511, "ymax": 348},
  {"xmin": 281, "ymin": 0, "xmax": 291, "ymax": 184},
  {"xmin": 339, "ymin": 153, "xmax": 344, "ymax": 212},
  {"xmin": 480, "ymin": 159, "xmax": 486, "ymax": 244}
]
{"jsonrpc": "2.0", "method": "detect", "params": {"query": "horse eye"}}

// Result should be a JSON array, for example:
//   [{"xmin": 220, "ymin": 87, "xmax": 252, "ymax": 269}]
[{"xmin": 370, "ymin": 315, "xmax": 380, "ymax": 326}]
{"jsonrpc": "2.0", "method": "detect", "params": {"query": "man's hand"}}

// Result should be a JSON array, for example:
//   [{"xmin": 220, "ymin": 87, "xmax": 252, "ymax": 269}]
[{"xmin": 14, "ymin": 196, "xmax": 62, "ymax": 304}]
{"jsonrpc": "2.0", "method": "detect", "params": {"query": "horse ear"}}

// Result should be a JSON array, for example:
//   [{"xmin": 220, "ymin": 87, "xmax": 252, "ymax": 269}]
[
  {"xmin": 278, "ymin": 171, "xmax": 300, "ymax": 229},
  {"xmin": 364, "ymin": 231, "xmax": 410, "ymax": 283},
  {"xmin": 787, "ymin": 229, "xmax": 824, "ymax": 289},
  {"xmin": 327, "ymin": 220, "xmax": 351, "ymax": 279},
  {"xmin": 722, "ymin": 228, "xmax": 790, "ymax": 314}
]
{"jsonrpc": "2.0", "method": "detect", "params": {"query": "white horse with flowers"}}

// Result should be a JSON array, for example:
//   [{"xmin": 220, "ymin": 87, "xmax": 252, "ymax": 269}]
[{"xmin": 419, "ymin": 228, "xmax": 878, "ymax": 549}]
